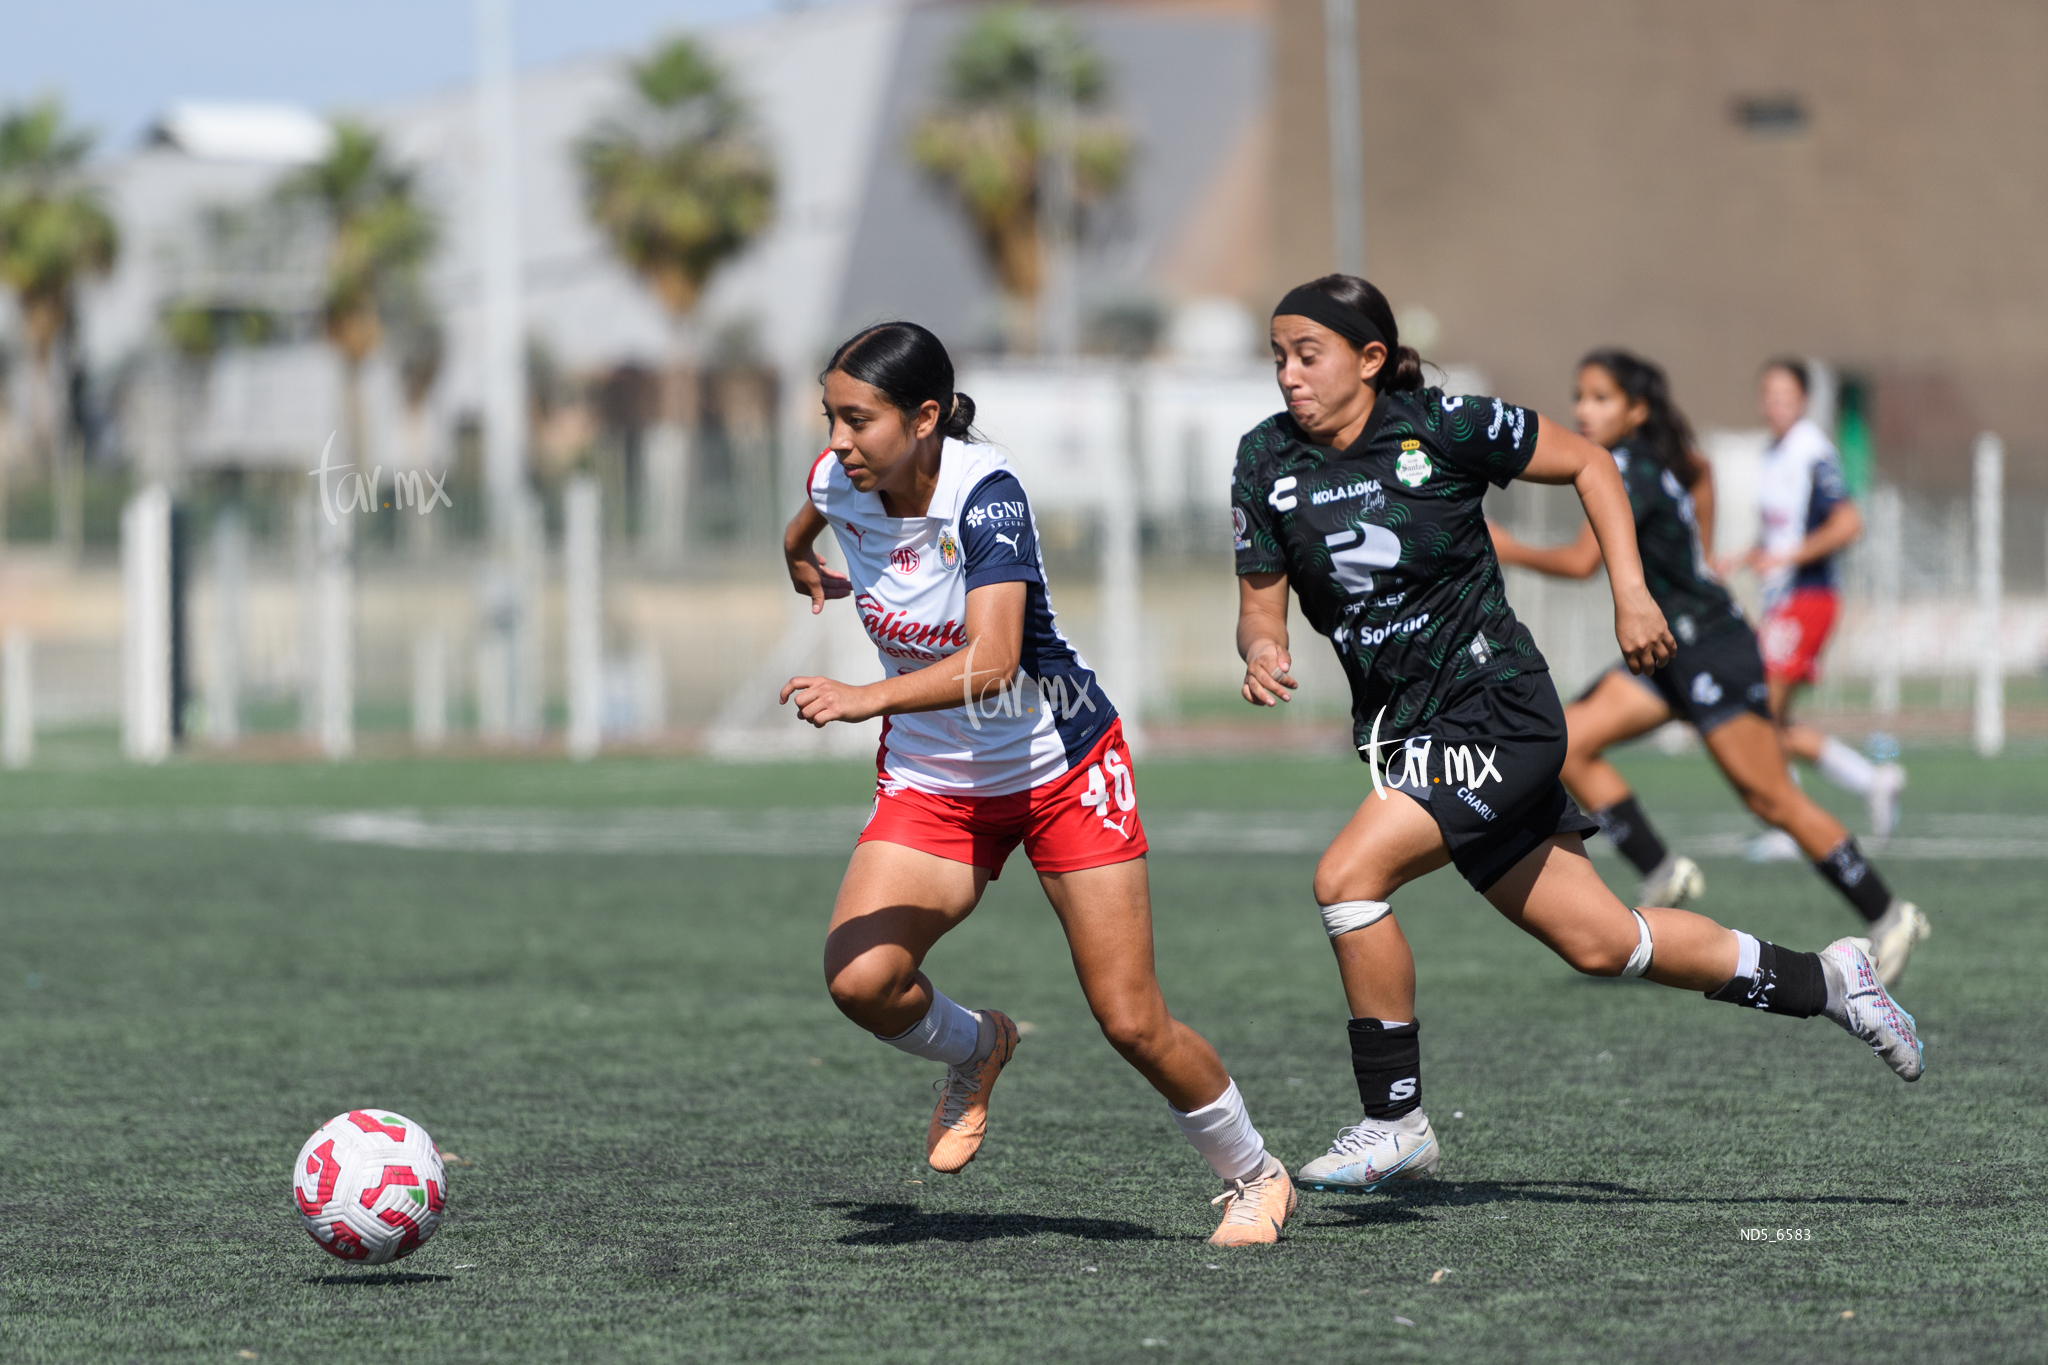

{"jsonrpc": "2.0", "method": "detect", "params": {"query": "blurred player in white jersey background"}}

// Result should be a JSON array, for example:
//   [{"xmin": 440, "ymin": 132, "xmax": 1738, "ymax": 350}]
[{"xmin": 1724, "ymin": 359, "xmax": 1908, "ymax": 852}]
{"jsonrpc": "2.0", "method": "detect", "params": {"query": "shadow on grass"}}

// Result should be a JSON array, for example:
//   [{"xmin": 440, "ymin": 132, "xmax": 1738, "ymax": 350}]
[
  {"xmin": 1307, "ymin": 1179, "xmax": 1908, "ymax": 1225},
  {"xmin": 823, "ymin": 1201, "xmax": 1164, "ymax": 1245},
  {"xmin": 304, "ymin": 1272, "xmax": 455, "ymax": 1286}
]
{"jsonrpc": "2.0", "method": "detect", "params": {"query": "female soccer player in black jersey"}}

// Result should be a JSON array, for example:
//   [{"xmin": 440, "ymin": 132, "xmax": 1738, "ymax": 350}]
[
  {"xmin": 1231, "ymin": 277, "xmax": 1922, "ymax": 1195},
  {"xmin": 1489, "ymin": 350, "xmax": 1929, "ymax": 987}
]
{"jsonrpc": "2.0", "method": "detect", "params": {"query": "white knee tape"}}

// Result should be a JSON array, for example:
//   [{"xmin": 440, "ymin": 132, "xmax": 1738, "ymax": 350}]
[
  {"xmin": 1621, "ymin": 908, "xmax": 1654, "ymax": 978},
  {"xmin": 1320, "ymin": 899, "xmax": 1392, "ymax": 938}
]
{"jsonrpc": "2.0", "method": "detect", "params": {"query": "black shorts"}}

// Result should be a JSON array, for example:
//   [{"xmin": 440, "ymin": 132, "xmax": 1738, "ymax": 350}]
[
  {"xmin": 1373, "ymin": 671, "xmax": 1600, "ymax": 894},
  {"xmin": 1582, "ymin": 626, "xmax": 1773, "ymax": 736}
]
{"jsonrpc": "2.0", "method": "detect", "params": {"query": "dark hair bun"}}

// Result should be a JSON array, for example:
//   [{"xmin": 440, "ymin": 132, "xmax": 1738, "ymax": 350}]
[
  {"xmin": 1384, "ymin": 345, "xmax": 1425, "ymax": 394},
  {"xmin": 942, "ymin": 392, "xmax": 976, "ymax": 440}
]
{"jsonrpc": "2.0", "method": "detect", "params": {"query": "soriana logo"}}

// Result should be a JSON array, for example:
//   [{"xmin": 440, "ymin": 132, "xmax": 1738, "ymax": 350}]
[{"xmin": 890, "ymin": 546, "xmax": 920, "ymax": 574}]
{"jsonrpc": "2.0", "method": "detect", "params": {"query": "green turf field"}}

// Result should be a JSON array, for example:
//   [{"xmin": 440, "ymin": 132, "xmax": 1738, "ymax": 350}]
[{"xmin": 4, "ymin": 748, "xmax": 2044, "ymax": 1363}]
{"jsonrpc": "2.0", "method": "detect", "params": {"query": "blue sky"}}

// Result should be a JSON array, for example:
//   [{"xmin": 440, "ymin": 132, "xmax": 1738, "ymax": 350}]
[{"xmin": 1, "ymin": 0, "xmax": 845, "ymax": 152}]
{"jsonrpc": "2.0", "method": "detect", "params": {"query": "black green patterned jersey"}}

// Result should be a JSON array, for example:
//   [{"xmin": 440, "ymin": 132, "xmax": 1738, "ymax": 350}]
[
  {"xmin": 1231, "ymin": 386, "xmax": 1547, "ymax": 743},
  {"xmin": 1609, "ymin": 439, "xmax": 1744, "ymax": 647}
]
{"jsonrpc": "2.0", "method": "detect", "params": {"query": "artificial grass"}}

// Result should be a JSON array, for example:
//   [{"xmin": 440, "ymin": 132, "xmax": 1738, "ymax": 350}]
[{"xmin": 2, "ymin": 751, "xmax": 2043, "ymax": 1363}]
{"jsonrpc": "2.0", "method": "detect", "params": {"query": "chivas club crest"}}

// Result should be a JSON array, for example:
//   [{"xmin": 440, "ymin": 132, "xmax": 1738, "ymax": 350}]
[{"xmin": 939, "ymin": 529, "xmax": 960, "ymax": 570}]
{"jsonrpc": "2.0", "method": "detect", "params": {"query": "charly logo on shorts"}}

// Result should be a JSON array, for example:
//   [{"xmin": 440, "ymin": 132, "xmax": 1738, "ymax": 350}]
[
  {"xmin": 1691, "ymin": 671, "xmax": 1723, "ymax": 705},
  {"xmin": 1395, "ymin": 440, "xmax": 1432, "ymax": 488}
]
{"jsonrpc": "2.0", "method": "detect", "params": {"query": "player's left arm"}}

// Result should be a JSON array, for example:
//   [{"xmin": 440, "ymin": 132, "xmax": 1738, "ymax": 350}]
[
  {"xmin": 781, "ymin": 581, "xmax": 1025, "ymax": 727},
  {"xmin": 1518, "ymin": 415, "xmax": 1674, "ymax": 674},
  {"xmin": 1488, "ymin": 519, "xmax": 1603, "ymax": 579},
  {"xmin": 1774, "ymin": 501, "xmax": 1862, "ymax": 571}
]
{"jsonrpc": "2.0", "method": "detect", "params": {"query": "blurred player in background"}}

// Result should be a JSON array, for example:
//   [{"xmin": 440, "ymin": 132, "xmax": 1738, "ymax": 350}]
[
  {"xmin": 781, "ymin": 322, "xmax": 1295, "ymax": 1245},
  {"xmin": 1232, "ymin": 278, "xmax": 1923, "ymax": 1198},
  {"xmin": 1490, "ymin": 350, "xmax": 1929, "ymax": 985},
  {"xmin": 1724, "ymin": 360, "xmax": 1907, "ymax": 849}
]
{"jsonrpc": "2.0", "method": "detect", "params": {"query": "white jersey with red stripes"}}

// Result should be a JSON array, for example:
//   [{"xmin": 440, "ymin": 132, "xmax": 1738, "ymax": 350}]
[{"xmin": 808, "ymin": 440, "xmax": 1117, "ymax": 798}]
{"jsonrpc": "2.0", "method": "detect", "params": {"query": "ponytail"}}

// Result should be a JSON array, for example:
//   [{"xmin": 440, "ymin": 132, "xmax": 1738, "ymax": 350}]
[{"xmin": 940, "ymin": 391, "xmax": 976, "ymax": 440}]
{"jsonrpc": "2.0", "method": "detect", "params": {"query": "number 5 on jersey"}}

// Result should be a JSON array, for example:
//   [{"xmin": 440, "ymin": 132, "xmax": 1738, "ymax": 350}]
[{"xmin": 1078, "ymin": 747, "xmax": 1136, "ymax": 837}]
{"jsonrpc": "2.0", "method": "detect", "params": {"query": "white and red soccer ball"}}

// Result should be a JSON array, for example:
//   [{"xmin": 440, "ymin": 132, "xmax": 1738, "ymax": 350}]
[{"xmin": 293, "ymin": 1109, "xmax": 448, "ymax": 1264}]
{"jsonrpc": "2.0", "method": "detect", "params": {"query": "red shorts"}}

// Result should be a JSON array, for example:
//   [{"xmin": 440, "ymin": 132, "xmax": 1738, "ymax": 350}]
[
  {"xmin": 858, "ymin": 719, "xmax": 1148, "ymax": 877},
  {"xmin": 1760, "ymin": 587, "xmax": 1839, "ymax": 685}
]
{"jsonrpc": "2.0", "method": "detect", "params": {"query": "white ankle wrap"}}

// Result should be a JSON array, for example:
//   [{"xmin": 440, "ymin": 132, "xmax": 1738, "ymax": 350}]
[
  {"xmin": 1621, "ymin": 908, "xmax": 1654, "ymax": 978},
  {"xmin": 1320, "ymin": 899, "xmax": 1391, "ymax": 937}
]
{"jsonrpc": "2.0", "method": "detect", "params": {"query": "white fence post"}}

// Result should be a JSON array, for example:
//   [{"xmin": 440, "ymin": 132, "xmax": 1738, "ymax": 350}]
[
  {"xmin": 1869, "ymin": 485, "xmax": 1902, "ymax": 716},
  {"xmin": 3, "ymin": 628, "xmax": 33, "ymax": 769},
  {"xmin": 1099, "ymin": 368, "xmax": 1145, "ymax": 753},
  {"xmin": 1973, "ymin": 432, "xmax": 2003, "ymax": 756},
  {"xmin": 122, "ymin": 484, "xmax": 174, "ymax": 764},
  {"xmin": 206, "ymin": 505, "xmax": 246, "ymax": 744},
  {"xmin": 316, "ymin": 506, "xmax": 354, "ymax": 760},
  {"xmin": 564, "ymin": 476, "xmax": 602, "ymax": 761},
  {"xmin": 413, "ymin": 627, "xmax": 448, "ymax": 750}
]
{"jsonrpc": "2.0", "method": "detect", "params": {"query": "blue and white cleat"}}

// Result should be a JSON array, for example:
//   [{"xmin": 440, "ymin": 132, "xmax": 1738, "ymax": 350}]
[
  {"xmin": 1294, "ymin": 1111, "xmax": 1439, "ymax": 1193},
  {"xmin": 1821, "ymin": 936, "xmax": 1924, "ymax": 1082}
]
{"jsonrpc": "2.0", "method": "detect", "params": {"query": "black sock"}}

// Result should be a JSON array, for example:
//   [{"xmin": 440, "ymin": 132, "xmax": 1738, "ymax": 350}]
[
  {"xmin": 1814, "ymin": 837, "xmax": 1894, "ymax": 923},
  {"xmin": 1592, "ymin": 796, "xmax": 1669, "ymax": 877},
  {"xmin": 1705, "ymin": 941, "xmax": 1829, "ymax": 1017},
  {"xmin": 1348, "ymin": 1018, "xmax": 1421, "ymax": 1120}
]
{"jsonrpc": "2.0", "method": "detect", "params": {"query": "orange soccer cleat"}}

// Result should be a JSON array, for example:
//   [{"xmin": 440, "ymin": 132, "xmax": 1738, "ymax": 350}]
[
  {"xmin": 1207, "ymin": 1153, "xmax": 1297, "ymax": 1246},
  {"xmin": 925, "ymin": 1010, "xmax": 1019, "ymax": 1173}
]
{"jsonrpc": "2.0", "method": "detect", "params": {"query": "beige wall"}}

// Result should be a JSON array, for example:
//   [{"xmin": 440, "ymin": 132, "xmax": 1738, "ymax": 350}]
[{"xmin": 1269, "ymin": 0, "xmax": 2048, "ymax": 486}]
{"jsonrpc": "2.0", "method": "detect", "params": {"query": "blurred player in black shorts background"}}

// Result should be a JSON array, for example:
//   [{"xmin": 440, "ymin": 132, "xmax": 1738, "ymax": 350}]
[{"xmin": 1489, "ymin": 350, "xmax": 1929, "ymax": 987}]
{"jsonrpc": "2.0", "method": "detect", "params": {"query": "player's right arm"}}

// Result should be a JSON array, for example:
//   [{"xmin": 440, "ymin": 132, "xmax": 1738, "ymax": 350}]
[
  {"xmin": 783, "ymin": 499, "xmax": 852, "ymax": 613},
  {"xmin": 782, "ymin": 581, "xmax": 1024, "ymax": 727},
  {"xmin": 1237, "ymin": 572, "xmax": 1297, "ymax": 706}
]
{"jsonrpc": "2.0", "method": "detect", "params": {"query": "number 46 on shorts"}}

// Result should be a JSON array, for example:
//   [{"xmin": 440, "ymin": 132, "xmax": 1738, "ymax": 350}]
[{"xmin": 1078, "ymin": 747, "xmax": 1135, "ymax": 833}]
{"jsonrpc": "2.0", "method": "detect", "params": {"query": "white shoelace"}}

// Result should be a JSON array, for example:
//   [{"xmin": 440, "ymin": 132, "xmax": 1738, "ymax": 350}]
[
  {"xmin": 1326, "ymin": 1121, "xmax": 1398, "ymax": 1158},
  {"xmin": 1210, "ymin": 1163, "xmax": 1277, "ymax": 1224}
]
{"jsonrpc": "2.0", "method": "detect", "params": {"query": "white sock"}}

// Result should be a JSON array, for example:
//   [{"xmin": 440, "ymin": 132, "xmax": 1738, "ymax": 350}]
[
  {"xmin": 878, "ymin": 989, "xmax": 982, "ymax": 1066},
  {"xmin": 1731, "ymin": 930, "xmax": 1760, "ymax": 982},
  {"xmin": 1168, "ymin": 1079, "xmax": 1267, "ymax": 1183},
  {"xmin": 1817, "ymin": 737, "xmax": 1878, "ymax": 796}
]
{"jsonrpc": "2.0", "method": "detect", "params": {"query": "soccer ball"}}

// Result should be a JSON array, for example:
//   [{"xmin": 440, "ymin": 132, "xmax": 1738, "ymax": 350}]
[{"xmin": 292, "ymin": 1109, "xmax": 448, "ymax": 1264}]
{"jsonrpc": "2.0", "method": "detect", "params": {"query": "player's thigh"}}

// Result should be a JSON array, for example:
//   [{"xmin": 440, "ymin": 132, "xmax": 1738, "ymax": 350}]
[
  {"xmin": 1566, "ymin": 670, "xmax": 1671, "ymax": 756},
  {"xmin": 1036, "ymin": 857, "xmax": 1169, "ymax": 1025},
  {"xmin": 1483, "ymin": 835, "xmax": 1637, "ymax": 972},
  {"xmin": 1313, "ymin": 788, "xmax": 1452, "ymax": 905},
  {"xmin": 824, "ymin": 839, "xmax": 988, "ymax": 983}
]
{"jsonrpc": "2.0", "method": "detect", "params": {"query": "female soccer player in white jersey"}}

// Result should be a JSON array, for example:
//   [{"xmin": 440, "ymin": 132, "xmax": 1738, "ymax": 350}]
[
  {"xmin": 1230, "ymin": 276, "xmax": 1923, "ymax": 1196},
  {"xmin": 779, "ymin": 321, "xmax": 1295, "ymax": 1245},
  {"xmin": 1727, "ymin": 360, "xmax": 1906, "ymax": 846},
  {"xmin": 1489, "ymin": 349, "xmax": 1929, "ymax": 986}
]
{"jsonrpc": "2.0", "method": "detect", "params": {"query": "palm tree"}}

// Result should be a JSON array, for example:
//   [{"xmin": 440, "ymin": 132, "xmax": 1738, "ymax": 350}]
[
  {"xmin": 276, "ymin": 121, "xmax": 436, "ymax": 492},
  {"xmin": 577, "ymin": 35, "xmax": 774, "ymax": 561},
  {"xmin": 0, "ymin": 99, "xmax": 118, "ymax": 551},
  {"xmin": 910, "ymin": 3, "xmax": 1129, "ymax": 352}
]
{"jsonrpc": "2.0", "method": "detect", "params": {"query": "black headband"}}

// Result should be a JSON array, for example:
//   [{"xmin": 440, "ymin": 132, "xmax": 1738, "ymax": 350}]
[{"xmin": 1272, "ymin": 286, "xmax": 1388, "ymax": 350}]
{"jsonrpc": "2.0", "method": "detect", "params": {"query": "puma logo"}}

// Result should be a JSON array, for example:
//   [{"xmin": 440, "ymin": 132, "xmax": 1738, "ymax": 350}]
[
  {"xmin": 994, "ymin": 532, "xmax": 1021, "ymax": 554},
  {"xmin": 1102, "ymin": 815, "xmax": 1130, "ymax": 838}
]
